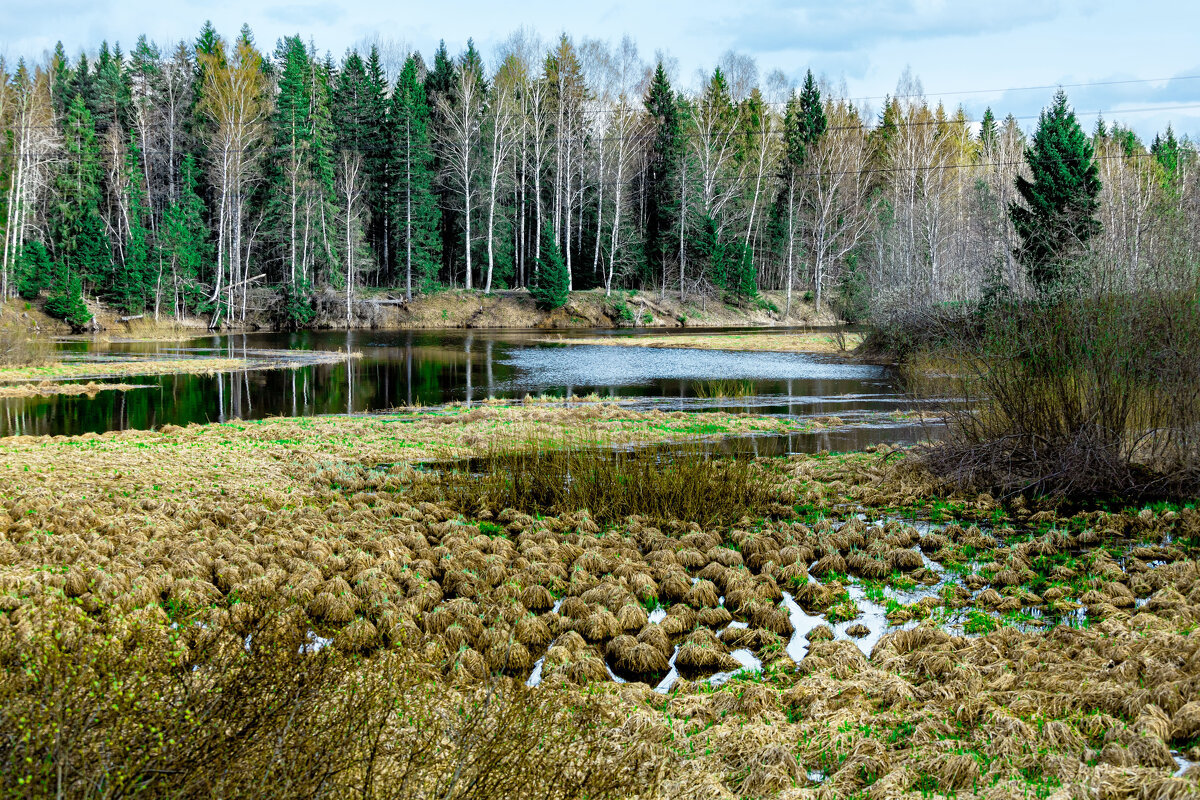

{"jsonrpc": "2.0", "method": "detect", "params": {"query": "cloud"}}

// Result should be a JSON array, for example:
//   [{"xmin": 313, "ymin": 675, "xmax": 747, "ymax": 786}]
[
  {"xmin": 725, "ymin": 0, "xmax": 1061, "ymax": 53},
  {"xmin": 264, "ymin": 2, "xmax": 343, "ymax": 27}
]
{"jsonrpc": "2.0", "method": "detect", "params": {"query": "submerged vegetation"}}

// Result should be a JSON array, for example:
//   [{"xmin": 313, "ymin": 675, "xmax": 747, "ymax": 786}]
[{"xmin": 0, "ymin": 406, "xmax": 1198, "ymax": 796}]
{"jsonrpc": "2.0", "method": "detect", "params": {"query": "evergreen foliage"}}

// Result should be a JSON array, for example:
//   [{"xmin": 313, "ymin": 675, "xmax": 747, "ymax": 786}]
[
  {"xmin": 1010, "ymin": 90, "xmax": 1101, "ymax": 294},
  {"xmin": 16, "ymin": 242, "xmax": 53, "ymax": 300},
  {"xmin": 530, "ymin": 227, "xmax": 568, "ymax": 310},
  {"xmin": 643, "ymin": 63, "xmax": 682, "ymax": 281},
  {"xmin": 389, "ymin": 55, "xmax": 442, "ymax": 299}
]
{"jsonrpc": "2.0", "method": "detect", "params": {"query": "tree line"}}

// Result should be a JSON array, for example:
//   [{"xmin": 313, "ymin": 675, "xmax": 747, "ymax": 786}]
[{"xmin": 0, "ymin": 24, "xmax": 1196, "ymax": 328}]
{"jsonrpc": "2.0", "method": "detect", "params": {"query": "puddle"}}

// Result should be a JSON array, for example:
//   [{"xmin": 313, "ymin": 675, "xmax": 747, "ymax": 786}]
[
  {"xmin": 707, "ymin": 648, "xmax": 762, "ymax": 687},
  {"xmin": 301, "ymin": 630, "xmax": 332, "ymax": 654},
  {"xmin": 1172, "ymin": 752, "xmax": 1196, "ymax": 778}
]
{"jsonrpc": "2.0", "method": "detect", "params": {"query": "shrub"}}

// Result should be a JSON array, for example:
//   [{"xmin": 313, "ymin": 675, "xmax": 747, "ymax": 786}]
[
  {"xmin": 274, "ymin": 279, "xmax": 316, "ymax": 329},
  {"xmin": 918, "ymin": 288, "xmax": 1200, "ymax": 500},
  {"xmin": 0, "ymin": 602, "xmax": 658, "ymax": 799},
  {"xmin": 44, "ymin": 274, "xmax": 91, "ymax": 329}
]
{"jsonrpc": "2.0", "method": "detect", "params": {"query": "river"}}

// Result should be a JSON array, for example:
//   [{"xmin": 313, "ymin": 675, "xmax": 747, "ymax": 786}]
[{"xmin": 0, "ymin": 327, "xmax": 934, "ymax": 447}]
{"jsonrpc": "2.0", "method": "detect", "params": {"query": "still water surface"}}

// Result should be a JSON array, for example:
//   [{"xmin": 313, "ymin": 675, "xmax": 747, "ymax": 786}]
[{"xmin": 0, "ymin": 328, "xmax": 930, "ymax": 447}]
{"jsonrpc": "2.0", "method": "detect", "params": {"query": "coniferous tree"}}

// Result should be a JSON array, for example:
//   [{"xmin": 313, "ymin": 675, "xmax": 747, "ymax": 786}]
[
  {"xmin": 530, "ymin": 225, "xmax": 568, "ymax": 310},
  {"xmin": 1010, "ymin": 90, "xmax": 1101, "ymax": 293},
  {"xmin": 425, "ymin": 41, "xmax": 457, "ymax": 282},
  {"xmin": 979, "ymin": 107, "xmax": 998, "ymax": 151},
  {"xmin": 1151, "ymin": 125, "xmax": 1180, "ymax": 186},
  {"xmin": 16, "ymin": 241, "xmax": 53, "ymax": 299},
  {"xmin": 389, "ymin": 54, "xmax": 441, "ymax": 299},
  {"xmin": 50, "ymin": 94, "xmax": 110, "ymax": 294},
  {"xmin": 161, "ymin": 154, "xmax": 210, "ymax": 315},
  {"xmin": 643, "ymin": 62, "xmax": 681, "ymax": 285},
  {"xmin": 363, "ymin": 46, "xmax": 391, "ymax": 274},
  {"xmin": 112, "ymin": 138, "xmax": 153, "ymax": 314}
]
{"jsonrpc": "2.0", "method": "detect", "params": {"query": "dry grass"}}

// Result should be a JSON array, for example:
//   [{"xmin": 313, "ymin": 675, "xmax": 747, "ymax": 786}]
[
  {"xmin": 419, "ymin": 436, "xmax": 782, "ymax": 527},
  {"xmin": 0, "ymin": 380, "xmax": 143, "ymax": 398},
  {"xmin": 1, "ymin": 410, "xmax": 1199, "ymax": 798},
  {"xmin": 537, "ymin": 331, "xmax": 864, "ymax": 355},
  {"xmin": 0, "ymin": 324, "xmax": 57, "ymax": 367},
  {"xmin": 0, "ymin": 349, "xmax": 361, "ymax": 384}
]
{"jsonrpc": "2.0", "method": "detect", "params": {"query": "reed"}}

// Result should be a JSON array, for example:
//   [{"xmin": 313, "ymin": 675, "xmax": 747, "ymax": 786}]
[{"xmin": 419, "ymin": 436, "xmax": 779, "ymax": 527}]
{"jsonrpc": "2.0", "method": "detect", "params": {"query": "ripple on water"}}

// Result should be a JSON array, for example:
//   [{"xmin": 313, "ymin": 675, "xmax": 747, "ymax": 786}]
[{"xmin": 500, "ymin": 345, "xmax": 886, "ymax": 388}]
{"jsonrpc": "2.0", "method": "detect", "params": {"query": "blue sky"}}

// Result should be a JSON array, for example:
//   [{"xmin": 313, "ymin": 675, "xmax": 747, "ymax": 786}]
[{"xmin": 4, "ymin": 0, "xmax": 1198, "ymax": 142}]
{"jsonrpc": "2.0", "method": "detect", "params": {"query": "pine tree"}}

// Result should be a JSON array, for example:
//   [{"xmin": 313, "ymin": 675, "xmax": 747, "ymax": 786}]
[
  {"xmin": 530, "ymin": 225, "xmax": 568, "ymax": 310},
  {"xmin": 1009, "ymin": 90, "xmax": 1101, "ymax": 294},
  {"xmin": 389, "ymin": 54, "xmax": 441, "ymax": 299},
  {"xmin": 643, "ymin": 62, "xmax": 681, "ymax": 284}
]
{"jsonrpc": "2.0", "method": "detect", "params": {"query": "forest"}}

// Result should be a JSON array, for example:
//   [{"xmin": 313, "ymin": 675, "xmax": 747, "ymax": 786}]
[{"xmin": 2, "ymin": 22, "xmax": 1194, "ymax": 330}]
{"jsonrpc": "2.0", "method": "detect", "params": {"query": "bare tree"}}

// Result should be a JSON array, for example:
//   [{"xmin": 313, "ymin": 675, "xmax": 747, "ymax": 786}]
[
  {"xmin": 435, "ymin": 61, "xmax": 483, "ymax": 289},
  {"xmin": 800, "ymin": 99, "xmax": 872, "ymax": 314},
  {"xmin": 197, "ymin": 33, "xmax": 269, "ymax": 326}
]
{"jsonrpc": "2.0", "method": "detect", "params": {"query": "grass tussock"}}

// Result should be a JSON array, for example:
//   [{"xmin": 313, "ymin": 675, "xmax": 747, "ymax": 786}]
[
  {"xmin": 691, "ymin": 378, "xmax": 756, "ymax": 398},
  {"xmin": 418, "ymin": 437, "xmax": 781, "ymax": 526},
  {"xmin": 3, "ymin": 410, "xmax": 1200, "ymax": 797}
]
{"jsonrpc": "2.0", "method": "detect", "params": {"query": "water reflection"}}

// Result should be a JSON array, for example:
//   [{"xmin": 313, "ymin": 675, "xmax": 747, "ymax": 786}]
[{"xmin": 0, "ymin": 329, "xmax": 927, "ymax": 439}]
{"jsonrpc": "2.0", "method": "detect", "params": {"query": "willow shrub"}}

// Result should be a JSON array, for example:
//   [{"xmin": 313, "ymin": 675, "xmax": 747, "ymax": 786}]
[{"xmin": 922, "ymin": 287, "xmax": 1200, "ymax": 499}]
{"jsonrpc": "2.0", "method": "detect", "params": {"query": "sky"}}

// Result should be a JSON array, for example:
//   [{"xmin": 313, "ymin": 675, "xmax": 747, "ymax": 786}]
[{"xmin": 4, "ymin": 0, "xmax": 1199, "ymax": 142}]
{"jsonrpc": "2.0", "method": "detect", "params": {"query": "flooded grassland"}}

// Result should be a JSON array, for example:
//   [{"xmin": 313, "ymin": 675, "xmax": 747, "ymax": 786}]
[{"xmin": 1, "ymin": 402, "xmax": 1198, "ymax": 798}]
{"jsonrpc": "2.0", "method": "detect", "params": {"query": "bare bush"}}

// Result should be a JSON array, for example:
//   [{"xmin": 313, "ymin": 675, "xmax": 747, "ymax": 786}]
[
  {"xmin": 0, "ymin": 603, "xmax": 658, "ymax": 799},
  {"xmin": 916, "ymin": 287, "xmax": 1200, "ymax": 499}
]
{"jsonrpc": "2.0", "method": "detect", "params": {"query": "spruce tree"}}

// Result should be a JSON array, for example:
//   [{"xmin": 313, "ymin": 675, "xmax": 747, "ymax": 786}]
[
  {"xmin": 793, "ymin": 69, "xmax": 827, "ymax": 165},
  {"xmin": 161, "ymin": 155, "xmax": 210, "ymax": 314},
  {"xmin": 530, "ymin": 226, "xmax": 568, "ymax": 310},
  {"xmin": 389, "ymin": 55, "xmax": 441, "ymax": 299},
  {"xmin": 1009, "ymin": 90, "xmax": 1101, "ymax": 294},
  {"xmin": 16, "ymin": 241, "xmax": 53, "ymax": 300},
  {"xmin": 1151, "ymin": 125, "xmax": 1180, "ymax": 186},
  {"xmin": 112, "ymin": 139, "xmax": 153, "ymax": 314},
  {"xmin": 50, "ymin": 95, "xmax": 111, "ymax": 294},
  {"xmin": 979, "ymin": 107, "xmax": 998, "ymax": 151},
  {"xmin": 425, "ymin": 41, "xmax": 457, "ymax": 283},
  {"xmin": 644, "ymin": 62, "xmax": 681, "ymax": 283},
  {"xmin": 363, "ymin": 46, "xmax": 391, "ymax": 273}
]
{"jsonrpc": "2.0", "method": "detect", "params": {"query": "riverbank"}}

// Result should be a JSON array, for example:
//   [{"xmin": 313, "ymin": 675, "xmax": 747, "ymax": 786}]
[
  {"xmin": 1, "ymin": 404, "xmax": 1197, "ymax": 797},
  {"xmin": 2, "ymin": 288, "xmax": 838, "ymax": 340}
]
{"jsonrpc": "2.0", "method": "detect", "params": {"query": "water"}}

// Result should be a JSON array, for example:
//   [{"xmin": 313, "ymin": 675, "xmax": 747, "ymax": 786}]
[{"xmin": 0, "ymin": 328, "xmax": 929, "ymax": 440}]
